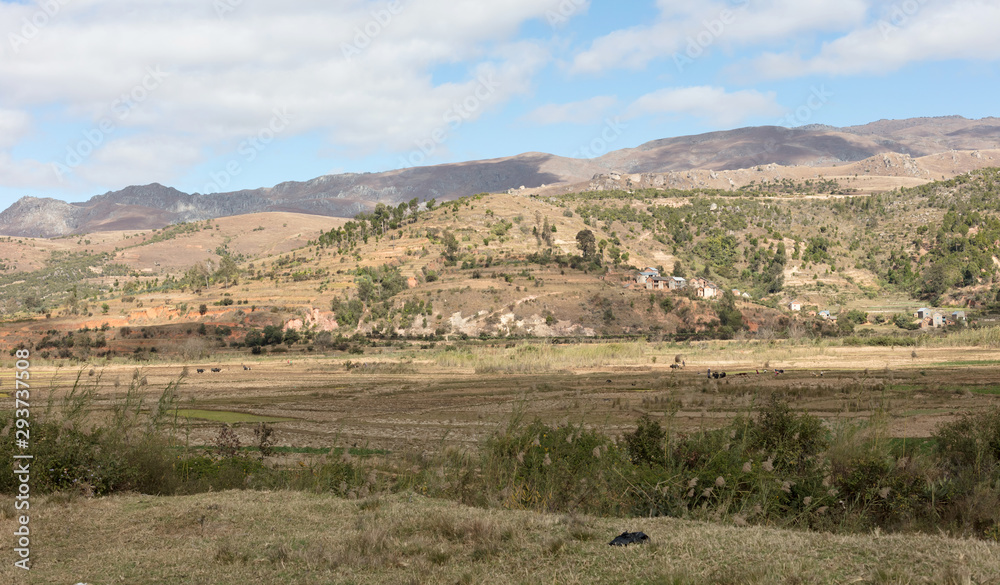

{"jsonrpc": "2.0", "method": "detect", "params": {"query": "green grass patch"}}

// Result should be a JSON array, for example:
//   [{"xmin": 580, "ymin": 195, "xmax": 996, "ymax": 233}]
[
  {"xmin": 970, "ymin": 386, "xmax": 1000, "ymax": 396},
  {"xmin": 937, "ymin": 359, "xmax": 1000, "ymax": 367},
  {"xmin": 888, "ymin": 437, "xmax": 938, "ymax": 457},
  {"xmin": 172, "ymin": 409, "xmax": 293, "ymax": 423}
]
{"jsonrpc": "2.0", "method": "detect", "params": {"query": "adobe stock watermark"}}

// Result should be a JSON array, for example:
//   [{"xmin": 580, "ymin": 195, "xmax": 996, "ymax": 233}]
[
  {"xmin": 397, "ymin": 73, "xmax": 500, "ymax": 169},
  {"xmin": 571, "ymin": 117, "xmax": 626, "ymax": 159},
  {"xmin": 546, "ymin": 0, "xmax": 587, "ymax": 27},
  {"xmin": 673, "ymin": 0, "xmax": 751, "ymax": 73},
  {"xmin": 777, "ymin": 85, "xmax": 833, "ymax": 128},
  {"xmin": 6, "ymin": 0, "xmax": 73, "ymax": 55},
  {"xmin": 51, "ymin": 66, "xmax": 170, "ymax": 181},
  {"xmin": 203, "ymin": 106, "xmax": 293, "ymax": 194},
  {"xmin": 214, "ymin": 0, "xmax": 243, "ymax": 19},
  {"xmin": 878, "ymin": 0, "xmax": 929, "ymax": 39},
  {"xmin": 341, "ymin": 0, "xmax": 405, "ymax": 60}
]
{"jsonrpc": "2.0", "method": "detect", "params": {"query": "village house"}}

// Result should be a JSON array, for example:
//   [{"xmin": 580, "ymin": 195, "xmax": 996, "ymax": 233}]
[
  {"xmin": 668, "ymin": 276, "xmax": 687, "ymax": 290},
  {"xmin": 698, "ymin": 283, "xmax": 719, "ymax": 298},
  {"xmin": 918, "ymin": 310, "xmax": 945, "ymax": 328},
  {"xmin": 646, "ymin": 276, "xmax": 671, "ymax": 290},
  {"xmin": 788, "ymin": 301, "xmax": 802, "ymax": 311},
  {"xmin": 818, "ymin": 310, "xmax": 831, "ymax": 319},
  {"xmin": 636, "ymin": 267, "xmax": 660, "ymax": 284}
]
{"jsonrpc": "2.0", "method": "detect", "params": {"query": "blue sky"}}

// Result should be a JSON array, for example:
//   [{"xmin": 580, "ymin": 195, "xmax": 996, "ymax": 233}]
[{"xmin": 0, "ymin": 0, "xmax": 997, "ymax": 210}]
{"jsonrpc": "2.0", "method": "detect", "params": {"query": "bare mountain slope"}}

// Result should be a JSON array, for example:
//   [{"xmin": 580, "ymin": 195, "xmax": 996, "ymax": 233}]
[{"xmin": 2, "ymin": 116, "xmax": 999, "ymax": 237}]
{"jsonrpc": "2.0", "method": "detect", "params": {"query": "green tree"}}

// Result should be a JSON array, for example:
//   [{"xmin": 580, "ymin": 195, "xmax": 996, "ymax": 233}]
[
  {"xmin": 576, "ymin": 229, "xmax": 597, "ymax": 260},
  {"xmin": 442, "ymin": 230, "xmax": 460, "ymax": 261},
  {"xmin": 214, "ymin": 254, "xmax": 241, "ymax": 287},
  {"xmin": 283, "ymin": 329, "xmax": 301, "ymax": 346}
]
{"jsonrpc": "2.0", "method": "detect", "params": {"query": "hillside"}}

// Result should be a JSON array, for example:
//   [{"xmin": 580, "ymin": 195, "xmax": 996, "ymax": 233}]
[
  {"xmin": 3, "ymin": 116, "xmax": 1000, "ymax": 237},
  {"xmin": 1, "ymin": 165, "xmax": 999, "ymax": 356}
]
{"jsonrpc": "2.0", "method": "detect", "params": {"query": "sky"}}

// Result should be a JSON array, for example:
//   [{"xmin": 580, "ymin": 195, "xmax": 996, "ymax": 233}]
[{"xmin": 0, "ymin": 0, "xmax": 997, "ymax": 210}]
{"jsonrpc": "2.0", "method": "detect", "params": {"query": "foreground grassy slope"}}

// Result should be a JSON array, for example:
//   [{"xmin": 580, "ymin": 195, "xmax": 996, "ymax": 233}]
[{"xmin": 2, "ymin": 491, "xmax": 996, "ymax": 585}]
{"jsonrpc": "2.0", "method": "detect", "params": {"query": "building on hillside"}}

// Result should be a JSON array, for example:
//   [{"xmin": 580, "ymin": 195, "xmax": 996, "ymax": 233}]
[
  {"xmin": 819, "ymin": 310, "xmax": 831, "ymax": 319},
  {"xmin": 916, "ymin": 308, "xmax": 932, "ymax": 320},
  {"xmin": 919, "ymin": 311, "xmax": 945, "ymax": 328},
  {"xmin": 952, "ymin": 310, "xmax": 966, "ymax": 321},
  {"xmin": 646, "ymin": 276, "xmax": 671, "ymax": 290},
  {"xmin": 668, "ymin": 276, "xmax": 687, "ymax": 290},
  {"xmin": 697, "ymin": 283, "xmax": 719, "ymax": 299},
  {"xmin": 636, "ymin": 268, "xmax": 660, "ymax": 284},
  {"xmin": 788, "ymin": 301, "xmax": 802, "ymax": 311}
]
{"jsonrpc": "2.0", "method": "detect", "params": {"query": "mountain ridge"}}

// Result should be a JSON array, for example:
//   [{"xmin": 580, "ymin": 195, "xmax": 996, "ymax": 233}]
[{"xmin": 3, "ymin": 116, "xmax": 999, "ymax": 238}]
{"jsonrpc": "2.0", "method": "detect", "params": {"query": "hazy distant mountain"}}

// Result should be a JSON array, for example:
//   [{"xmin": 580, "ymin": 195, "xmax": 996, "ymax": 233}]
[{"xmin": 2, "ymin": 116, "xmax": 999, "ymax": 238}]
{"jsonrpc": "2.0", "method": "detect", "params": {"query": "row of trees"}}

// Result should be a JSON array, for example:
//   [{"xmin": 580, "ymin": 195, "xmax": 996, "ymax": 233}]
[{"xmin": 315, "ymin": 199, "xmax": 423, "ymax": 250}]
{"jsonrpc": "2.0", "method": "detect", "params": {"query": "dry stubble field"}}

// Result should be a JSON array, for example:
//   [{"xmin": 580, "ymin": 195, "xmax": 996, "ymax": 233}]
[{"xmin": 17, "ymin": 342, "xmax": 1000, "ymax": 452}]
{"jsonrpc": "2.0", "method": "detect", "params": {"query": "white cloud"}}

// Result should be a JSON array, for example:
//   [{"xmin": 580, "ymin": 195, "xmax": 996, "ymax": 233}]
[
  {"xmin": 570, "ymin": 0, "xmax": 869, "ymax": 74},
  {"xmin": 0, "ymin": 109, "xmax": 31, "ymax": 150},
  {"xmin": 747, "ymin": 1, "xmax": 1000, "ymax": 79},
  {"xmin": 625, "ymin": 86, "xmax": 783, "ymax": 127},
  {"xmin": 0, "ymin": 153, "xmax": 64, "ymax": 190},
  {"xmin": 523, "ymin": 96, "xmax": 618, "ymax": 125},
  {"xmin": 0, "ymin": 0, "xmax": 571, "ymax": 191}
]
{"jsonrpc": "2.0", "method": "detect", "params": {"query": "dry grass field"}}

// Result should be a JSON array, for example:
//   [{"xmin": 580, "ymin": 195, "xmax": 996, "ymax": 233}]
[{"xmin": 2, "ymin": 489, "xmax": 997, "ymax": 585}]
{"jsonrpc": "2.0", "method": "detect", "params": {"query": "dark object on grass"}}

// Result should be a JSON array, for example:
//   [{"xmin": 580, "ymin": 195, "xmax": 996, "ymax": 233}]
[{"xmin": 609, "ymin": 531, "xmax": 649, "ymax": 546}]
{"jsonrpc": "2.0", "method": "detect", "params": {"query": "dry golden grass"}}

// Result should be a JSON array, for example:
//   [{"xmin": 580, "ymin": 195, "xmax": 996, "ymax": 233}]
[{"xmin": 1, "ymin": 490, "xmax": 996, "ymax": 584}]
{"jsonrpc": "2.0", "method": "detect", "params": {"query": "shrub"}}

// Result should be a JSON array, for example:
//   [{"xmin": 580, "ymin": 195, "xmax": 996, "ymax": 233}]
[
  {"xmin": 623, "ymin": 415, "xmax": 667, "ymax": 467},
  {"xmin": 934, "ymin": 406, "xmax": 1000, "ymax": 477}
]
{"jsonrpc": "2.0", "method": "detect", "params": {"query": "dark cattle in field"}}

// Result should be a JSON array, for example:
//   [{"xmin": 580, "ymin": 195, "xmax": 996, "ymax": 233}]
[
  {"xmin": 720, "ymin": 372, "xmax": 726, "ymax": 379},
  {"xmin": 211, "ymin": 368, "xmax": 222, "ymax": 373},
  {"xmin": 196, "ymin": 369, "xmax": 204, "ymax": 373},
  {"xmin": 609, "ymin": 531, "xmax": 649, "ymax": 546}
]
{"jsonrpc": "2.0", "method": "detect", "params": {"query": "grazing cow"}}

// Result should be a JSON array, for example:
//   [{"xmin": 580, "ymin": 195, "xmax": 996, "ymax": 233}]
[
  {"xmin": 670, "ymin": 363, "xmax": 680, "ymax": 369},
  {"xmin": 243, "ymin": 364, "xmax": 251, "ymax": 371},
  {"xmin": 606, "ymin": 379, "xmax": 612, "ymax": 384},
  {"xmin": 196, "ymin": 369, "xmax": 204, "ymax": 374},
  {"xmin": 719, "ymin": 372, "xmax": 726, "ymax": 379},
  {"xmin": 609, "ymin": 531, "xmax": 649, "ymax": 546},
  {"xmin": 211, "ymin": 368, "xmax": 222, "ymax": 373}
]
